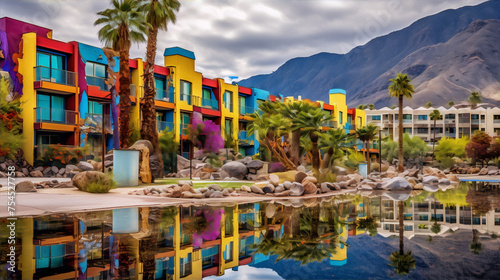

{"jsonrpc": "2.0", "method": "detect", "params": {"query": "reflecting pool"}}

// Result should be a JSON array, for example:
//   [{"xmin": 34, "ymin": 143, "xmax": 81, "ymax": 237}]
[{"xmin": 1, "ymin": 182, "xmax": 499, "ymax": 279}]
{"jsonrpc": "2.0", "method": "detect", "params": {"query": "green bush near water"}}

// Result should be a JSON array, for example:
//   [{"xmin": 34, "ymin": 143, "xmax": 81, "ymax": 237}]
[{"xmin": 83, "ymin": 172, "xmax": 117, "ymax": 193}]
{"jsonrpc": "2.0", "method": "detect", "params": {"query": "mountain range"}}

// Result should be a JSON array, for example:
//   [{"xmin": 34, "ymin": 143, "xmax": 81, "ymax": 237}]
[{"xmin": 239, "ymin": 0, "xmax": 500, "ymax": 108}]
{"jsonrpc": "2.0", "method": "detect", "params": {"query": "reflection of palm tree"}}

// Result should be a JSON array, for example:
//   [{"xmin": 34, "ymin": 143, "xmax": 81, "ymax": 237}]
[
  {"xmin": 389, "ymin": 201, "xmax": 416, "ymax": 275},
  {"xmin": 470, "ymin": 229, "xmax": 482, "ymax": 255},
  {"xmin": 431, "ymin": 199, "xmax": 441, "ymax": 234}
]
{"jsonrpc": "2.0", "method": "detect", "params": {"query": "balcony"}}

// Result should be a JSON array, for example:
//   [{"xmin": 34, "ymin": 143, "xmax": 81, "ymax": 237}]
[
  {"xmin": 35, "ymin": 66, "xmax": 77, "ymax": 87},
  {"xmin": 344, "ymin": 123, "xmax": 356, "ymax": 131},
  {"xmin": 180, "ymin": 94, "xmax": 192, "ymax": 105},
  {"xmin": 471, "ymin": 119, "xmax": 479, "ymax": 125},
  {"xmin": 35, "ymin": 107, "xmax": 78, "ymax": 125},
  {"xmin": 155, "ymin": 88, "xmax": 174, "ymax": 102},
  {"xmin": 323, "ymin": 121, "xmax": 337, "ymax": 128},
  {"xmin": 202, "ymin": 98, "xmax": 219, "ymax": 110},
  {"xmin": 157, "ymin": 121, "xmax": 174, "ymax": 133},
  {"xmin": 84, "ymin": 113, "xmax": 112, "ymax": 132},
  {"xmin": 402, "ymin": 119, "xmax": 412, "ymax": 124},
  {"xmin": 86, "ymin": 75, "xmax": 108, "ymax": 91},
  {"xmin": 240, "ymin": 106, "xmax": 255, "ymax": 115},
  {"xmin": 494, "ymin": 119, "xmax": 500, "ymax": 124}
]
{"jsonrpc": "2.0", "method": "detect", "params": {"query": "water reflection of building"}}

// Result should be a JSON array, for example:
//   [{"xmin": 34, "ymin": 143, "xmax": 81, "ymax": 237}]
[{"xmin": 377, "ymin": 199, "xmax": 500, "ymax": 238}]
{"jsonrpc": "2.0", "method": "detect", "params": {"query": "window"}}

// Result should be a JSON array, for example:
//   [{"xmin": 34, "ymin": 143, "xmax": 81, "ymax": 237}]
[
  {"xmin": 35, "ymin": 244, "xmax": 65, "ymax": 269},
  {"xmin": 239, "ymin": 96, "xmax": 247, "ymax": 114},
  {"xmin": 417, "ymin": 115, "xmax": 427, "ymax": 120},
  {"xmin": 417, "ymin": 128, "xmax": 428, "ymax": 134},
  {"xmin": 403, "ymin": 114, "xmax": 412, "ymax": 120},
  {"xmin": 88, "ymin": 101, "xmax": 103, "ymax": 115},
  {"xmin": 339, "ymin": 111, "xmax": 343, "ymax": 124},
  {"xmin": 471, "ymin": 114, "xmax": 479, "ymax": 120},
  {"xmin": 180, "ymin": 80, "xmax": 192, "ymax": 105},
  {"xmin": 224, "ymin": 90, "xmax": 233, "ymax": 112},
  {"xmin": 445, "ymin": 114, "xmax": 455, "ymax": 120},
  {"xmin": 85, "ymin": 62, "xmax": 106, "ymax": 78},
  {"xmin": 430, "ymin": 127, "xmax": 443, "ymax": 133},
  {"xmin": 225, "ymin": 119, "xmax": 232, "ymax": 138},
  {"xmin": 155, "ymin": 76, "xmax": 167, "ymax": 99},
  {"xmin": 179, "ymin": 253, "xmax": 192, "ymax": 278},
  {"xmin": 403, "ymin": 128, "xmax": 412, "ymax": 134},
  {"xmin": 36, "ymin": 51, "xmax": 67, "ymax": 84},
  {"xmin": 37, "ymin": 94, "xmax": 66, "ymax": 123},
  {"xmin": 371, "ymin": 115, "xmax": 381, "ymax": 121},
  {"xmin": 358, "ymin": 116, "xmax": 362, "ymax": 127},
  {"xmin": 224, "ymin": 242, "xmax": 234, "ymax": 262}
]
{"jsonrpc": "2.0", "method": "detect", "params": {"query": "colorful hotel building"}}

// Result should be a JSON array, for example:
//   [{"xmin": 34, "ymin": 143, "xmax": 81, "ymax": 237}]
[{"xmin": 0, "ymin": 17, "xmax": 365, "ymax": 165}]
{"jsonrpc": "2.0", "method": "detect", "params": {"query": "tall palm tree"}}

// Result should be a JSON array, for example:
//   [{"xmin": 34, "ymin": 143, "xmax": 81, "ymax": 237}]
[
  {"xmin": 470, "ymin": 229, "xmax": 482, "ymax": 255},
  {"xmin": 295, "ymin": 108, "xmax": 333, "ymax": 170},
  {"xmin": 140, "ymin": 0, "xmax": 180, "ymax": 178},
  {"xmin": 356, "ymin": 125, "xmax": 378, "ymax": 172},
  {"xmin": 279, "ymin": 101, "xmax": 316, "ymax": 166},
  {"xmin": 429, "ymin": 110, "xmax": 442, "ymax": 157},
  {"xmin": 95, "ymin": 0, "xmax": 148, "ymax": 148},
  {"xmin": 388, "ymin": 73, "xmax": 414, "ymax": 172},
  {"xmin": 368, "ymin": 104, "xmax": 375, "ymax": 110},
  {"xmin": 389, "ymin": 201, "xmax": 416, "ymax": 275},
  {"xmin": 319, "ymin": 128, "xmax": 355, "ymax": 169},
  {"xmin": 447, "ymin": 101, "xmax": 455, "ymax": 107},
  {"xmin": 468, "ymin": 91, "xmax": 481, "ymax": 109}
]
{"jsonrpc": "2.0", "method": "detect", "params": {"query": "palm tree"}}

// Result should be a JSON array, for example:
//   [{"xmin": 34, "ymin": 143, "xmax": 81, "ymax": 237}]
[
  {"xmin": 368, "ymin": 104, "xmax": 375, "ymax": 110},
  {"xmin": 388, "ymin": 73, "xmax": 414, "ymax": 172},
  {"xmin": 319, "ymin": 128, "xmax": 355, "ymax": 169},
  {"xmin": 425, "ymin": 101, "xmax": 432, "ymax": 108},
  {"xmin": 356, "ymin": 124, "xmax": 378, "ymax": 172},
  {"xmin": 95, "ymin": 0, "xmax": 148, "ymax": 148},
  {"xmin": 429, "ymin": 109, "xmax": 442, "ymax": 157},
  {"xmin": 357, "ymin": 104, "xmax": 367, "ymax": 110},
  {"xmin": 447, "ymin": 101, "xmax": 455, "ymax": 107},
  {"xmin": 295, "ymin": 108, "xmax": 333, "ymax": 170},
  {"xmin": 279, "ymin": 101, "xmax": 317, "ymax": 166},
  {"xmin": 468, "ymin": 91, "xmax": 481, "ymax": 108},
  {"xmin": 389, "ymin": 201, "xmax": 416, "ymax": 275},
  {"xmin": 140, "ymin": 0, "xmax": 181, "ymax": 177}
]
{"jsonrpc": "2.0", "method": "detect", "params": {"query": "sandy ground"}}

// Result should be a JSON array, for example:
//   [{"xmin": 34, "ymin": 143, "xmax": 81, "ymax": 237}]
[{"xmin": 0, "ymin": 175, "xmax": 497, "ymax": 218}]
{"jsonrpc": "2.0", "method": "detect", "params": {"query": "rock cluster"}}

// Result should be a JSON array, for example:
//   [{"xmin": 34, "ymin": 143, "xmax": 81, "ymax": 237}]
[
  {"xmin": 128, "ymin": 181, "xmax": 239, "ymax": 199},
  {"xmin": 176, "ymin": 155, "xmax": 268, "ymax": 181},
  {"xmin": 14, "ymin": 179, "xmax": 74, "ymax": 192}
]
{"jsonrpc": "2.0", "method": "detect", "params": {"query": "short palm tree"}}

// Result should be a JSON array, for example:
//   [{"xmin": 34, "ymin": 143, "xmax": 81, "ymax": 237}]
[
  {"xmin": 368, "ymin": 104, "xmax": 375, "ymax": 110},
  {"xmin": 468, "ymin": 91, "xmax": 481, "ymax": 108},
  {"xmin": 279, "ymin": 101, "xmax": 317, "ymax": 166},
  {"xmin": 425, "ymin": 101, "xmax": 432, "ymax": 108},
  {"xmin": 447, "ymin": 101, "xmax": 454, "ymax": 107},
  {"xmin": 388, "ymin": 73, "xmax": 414, "ymax": 171},
  {"xmin": 429, "ymin": 110, "xmax": 442, "ymax": 157},
  {"xmin": 95, "ymin": 0, "xmax": 148, "ymax": 148},
  {"xmin": 294, "ymin": 108, "xmax": 333, "ymax": 170},
  {"xmin": 356, "ymin": 124, "xmax": 378, "ymax": 172},
  {"xmin": 140, "ymin": 0, "xmax": 181, "ymax": 177},
  {"xmin": 319, "ymin": 128, "xmax": 355, "ymax": 169},
  {"xmin": 357, "ymin": 104, "xmax": 367, "ymax": 110}
]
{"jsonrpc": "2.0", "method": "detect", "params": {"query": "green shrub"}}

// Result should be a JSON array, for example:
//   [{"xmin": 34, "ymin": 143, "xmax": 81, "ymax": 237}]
[
  {"xmin": 129, "ymin": 123, "xmax": 141, "ymax": 144},
  {"xmin": 382, "ymin": 134, "xmax": 429, "ymax": 162},
  {"xmin": 344, "ymin": 149, "xmax": 365, "ymax": 169},
  {"xmin": 435, "ymin": 137, "xmax": 469, "ymax": 167}
]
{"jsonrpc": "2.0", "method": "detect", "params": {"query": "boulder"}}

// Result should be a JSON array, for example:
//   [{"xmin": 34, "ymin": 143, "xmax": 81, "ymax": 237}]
[
  {"xmin": 210, "ymin": 191, "xmax": 224, "ymax": 198},
  {"xmin": 295, "ymin": 171, "xmax": 307, "ymax": 183},
  {"xmin": 208, "ymin": 184, "xmax": 222, "ymax": 192},
  {"xmin": 446, "ymin": 174, "xmax": 459, "ymax": 182},
  {"xmin": 204, "ymin": 189, "xmax": 214, "ymax": 198},
  {"xmin": 274, "ymin": 185, "xmax": 285, "ymax": 193},
  {"xmin": 21, "ymin": 168, "xmax": 29, "ymax": 176},
  {"xmin": 379, "ymin": 177, "xmax": 412, "ymax": 191},
  {"xmin": 104, "ymin": 160, "xmax": 113, "ymax": 168},
  {"xmin": 320, "ymin": 183, "xmax": 332, "ymax": 193},
  {"xmin": 322, "ymin": 182, "xmax": 341, "ymax": 191},
  {"xmin": 422, "ymin": 176, "xmax": 439, "ymax": 185},
  {"xmin": 488, "ymin": 169, "xmax": 499, "ymax": 175},
  {"xmin": 302, "ymin": 176, "xmax": 318, "ymax": 184},
  {"xmin": 263, "ymin": 184, "xmax": 275, "ymax": 194},
  {"xmin": 58, "ymin": 168, "xmax": 66, "ymax": 175},
  {"xmin": 289, "ymin": 184, "xmax": 304, "ymax": 196},
  {"xmin": 269, "ymin": 174, "xmax": 280, "ymax": 186},
  {"xmin": 358, "ymin": 185, "xmax": 373, "ymax": 191},
  {"xmin": 250, "ymin": 185, "xmax": 265, "ymax": 194},
  {"xmin": 274, "ymin": 190, "xmax": 291, "ymax": 197},
  {"xmin": 241, "ymin": 185, "xmax": 252, "ymax": 192},
  {"xmin": 181, "ymin": 184, "xmax": 195, "ymax": 193},
  {"xmin": 65, "ymin": 164, "xmax": 78, "ymax": 172},
  {"xmin": 438, "ymin": 178, "xmax": 451, "ymax": 185},
  {"xmin": 221, "ymin": 189, "xmax": 231, "ymax": 196},
  {"xmin": 53, "ymin": 182, "xmax": 74, "ymax": 188},
  {"xmin": 178, "ymin": 180, "xmax": 193, "ymax": 187},
  {"xmin": 77, "ymin": 161, "xmax": 94, "ymax": 171},
  {"xmin": 200, "ymin": 172, "xmax": 211, "ymax": 180},
  {"xmin": 30, "ymin": 170, "xmax": 43, "ymax": 177},
  {"xmin": 413, "ymin": 183, "xmax": 423, "ymax": 190},
  {"xmin": 302, "ymin": 179, "xmax": 317, "ymax": 194},
  {"xmin": 128, "ymin": 142, "xmax": 152, "ymax": 184},
  {"xmin": 221, "ymin": 161, "xmax": 248, "ymax": 180},
  {"xmin": 71, "ymin": 171, "xmax": 111, "ymax": 191},
  {"xmin": 333, "ymin": 166, "xmax": 348, "ymax": 175},
  {"xmin": 15, "ymin": 181, "xmax": 37, "ymax": 192},
  {"xmin": 51, "ymin": 166, "xmax": 59, "ymax": 174},
  {"xmin": 247, "ymin": 160, "xmax": 264, "ymax": 170},
  {"xmin": 177, "ymin": 155, "xmax": 190, "ymax": 171},
  {"xmin": 283, "ymin": 181, "xmax": 293, "ymax": 190}
]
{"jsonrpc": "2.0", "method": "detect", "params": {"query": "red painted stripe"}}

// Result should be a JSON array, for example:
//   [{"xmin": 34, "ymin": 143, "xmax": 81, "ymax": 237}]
[
  {"xmin": 238, "ymin": 86, "xmax": 252, "ymax": 95},
  {"xmin": 37, "ymin": 36, "xmax": 73, "ymax": 54},
  {"xmin": 202, "ymin": 77, "xmax": 217, "ymax": 88},
  {"xmin": 129, "ymin": 59, "xmax": 138, "ymax": 69},
  {"xmin": 323, "ymin": 104, "xmax": 334, "ymax": 110},
  {"xmin": 154, "ymin": 65, "xmax": 169, "ymax": 75}
]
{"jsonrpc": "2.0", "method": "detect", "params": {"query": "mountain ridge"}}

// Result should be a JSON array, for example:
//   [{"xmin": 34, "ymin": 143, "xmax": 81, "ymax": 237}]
[{"xmin": 239, "ymin": 0, "xmax": 500, "ymax": 107}]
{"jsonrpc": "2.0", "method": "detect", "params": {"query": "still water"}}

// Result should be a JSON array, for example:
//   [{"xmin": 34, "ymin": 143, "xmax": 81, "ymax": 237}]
[{"xmin": 1, "ymin": 182, "xmax": 499, "ymax": 279}]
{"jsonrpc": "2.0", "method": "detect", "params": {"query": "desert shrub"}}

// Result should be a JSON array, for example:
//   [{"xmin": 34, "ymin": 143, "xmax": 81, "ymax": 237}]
[
  {"xmin": 382, "ymin": 134, "xmax": 429, "ymax": 162},
  {"xmin": 382, "ymin": 137, "xmax": 398, "ymax": 162},
  {"xmin": 84, "ymin": 172, "xmax": 116, "ymax": 193},
  {"xmin": 36, "ymin": 144, "xmax": 90, "ymax": 167},
  {"xmin": 318, "ymin": 171, "xmax": 336, "ymax": 183},
  {"xmin": 344, "ymin": 149, "xmax": 365, "ymax": 169},
  {"xmin": 129, "ymin": 123, "xmax": 141, "ymax": 144},
  {"xmin": 159, "ymin": 129, "xmax": 179, "ymax": 173},
  {"xmin": 465, "ymin": 131, "xmax": 500, "ymax": 165},
  {"xmin": 0, "ymin": 77, "xmax": 23, "ymax": 159},
  {"xmin": 435, "ymin": 137, "xmax": 469, "ymax": 168},
  {"xmin": 370, "ymin": 162, "xmax": 380, "ymax": 172}
]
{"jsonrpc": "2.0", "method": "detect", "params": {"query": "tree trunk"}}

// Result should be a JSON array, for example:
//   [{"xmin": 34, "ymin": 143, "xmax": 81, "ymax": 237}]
[
  {"xmin": 367, "ymin": 140, "xmax": 371, "ymax": 173},
  {"xmin": 433, "ymin": 119, "xmax": 436, "ymax": 157},
  {"xmin": 398, "ymin": 201, "xmax": 404, "ymax": 255},
  {"xmin": 311, "ymin": 132, "xmax": 320, "ymax": 170},
  {"xmin": 398, "ymin": 96, "xmax": 404, "ymax": 172},
  {"xmin": 264, "ymin": 138, "xmax": 296, "ymax": 170},
  {"xmin": 110, "ymin": 86, "xmax": 120, "ymax": 149},
  {"xmin": 322, "ymin": 149, "xmax": 333, "ymax": 169},
  {"xmin": 118, "ymin": 50, "xmax": 132, "ymax": 148},
  {"xmin": 141, "ymin": 26, "xmax": 164, "ymax": 178},
  {"xmin": 290, "ymin": 130, "xmax": 301, "ymax": 166}
]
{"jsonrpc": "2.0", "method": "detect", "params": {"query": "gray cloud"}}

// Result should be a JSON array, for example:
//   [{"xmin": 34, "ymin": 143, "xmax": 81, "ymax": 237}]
[{"xmin": 0, "ymin": 0, "xmax": 487, "ymax": 79}]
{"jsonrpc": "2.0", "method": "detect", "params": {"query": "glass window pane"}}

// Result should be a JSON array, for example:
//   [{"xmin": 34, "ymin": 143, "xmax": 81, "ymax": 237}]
[
  {"xmin": 155, "ymin": 78, "xmax": 165, "ymax": 90},
  {"xmin": 51, "ymin": 55, "xmax": 63, "ymax": 70},
  {"xmin": 95, "ymin": 64, "xmax": 106, "ymax": 78},
  {"xmin": 94, "ymin": 103, "xmax": 103, "ymax": 114},
  {"xmin": 52, "ymin": 96, "xmax": 65, "ymax": 122},
  {"xmin": 37, "ymin": 52, "xmax": 50, "ymax": 67},
  {"xmin": 85, "ymin": 62, "xmax": 94, "ymax": 76}
]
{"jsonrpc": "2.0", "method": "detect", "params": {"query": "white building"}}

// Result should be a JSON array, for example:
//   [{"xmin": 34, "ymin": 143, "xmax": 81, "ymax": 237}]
[{"xmin": 366, "ymin": 103, "xmax": 500, "ymax": 143}]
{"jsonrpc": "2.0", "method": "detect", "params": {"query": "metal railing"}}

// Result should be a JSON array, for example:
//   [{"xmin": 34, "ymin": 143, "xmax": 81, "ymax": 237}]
[
  {"xmin": 494, "ymin": 119, "xmax": 500, "ymax": 124},
  {"xmin": 180, "ymin": 94, "xmax": 192, "ymax": 105},
  {"xmin": 86, "ymin": 75, "xmax": 108, "ymax": 91},
  {"xmin": 35, "ymin": 66, "xmax": 77, "ymax": 87},
  {"xmin": 402, "ymin": 119, "xmax": 412, "ymax": 124},
  {"xmin": 155, "ymin": 88, "xmax": 174, "ymax": 102},
  {"xmin": 323, "ymin": 121, "xmax": 337, "ymax": 128},
  {"xmin": 157, "ymin": 121, "xmax": 174, "ymax": 133},
  {"xmin": 240, "ymin": 106, "xmax": 254, "ymax": 115},
  {"xmin": 35, "ymin": 107, "xmax": 78, "ymax": 125},
  {"xmin": 202, "ymin": 98, "xmax": 219, "ymax": 110}
]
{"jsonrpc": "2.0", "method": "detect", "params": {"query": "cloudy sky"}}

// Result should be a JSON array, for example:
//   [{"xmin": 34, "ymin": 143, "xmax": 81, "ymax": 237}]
[{"xmin": 0, "ymin": 0, "xmax": 487, "ymax": 80}]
